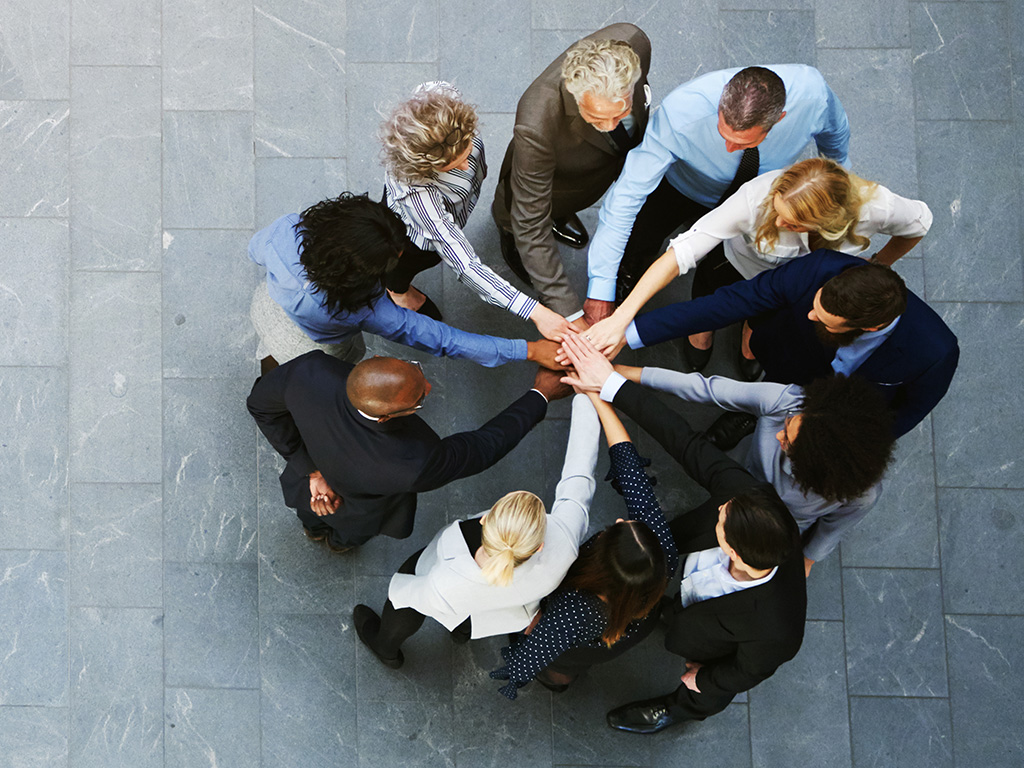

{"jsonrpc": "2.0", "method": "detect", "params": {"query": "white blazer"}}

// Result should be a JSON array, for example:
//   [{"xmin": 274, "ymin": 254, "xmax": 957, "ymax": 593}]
[{"xmin": 387, "ymin": 395, "xmax": 599, "ymax": 639}]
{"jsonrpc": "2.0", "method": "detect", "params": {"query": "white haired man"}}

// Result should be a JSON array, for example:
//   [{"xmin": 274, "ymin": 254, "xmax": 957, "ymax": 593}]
[{"xmin": 492, "ymin": 24, "xmax": 652, "ymax": 321}]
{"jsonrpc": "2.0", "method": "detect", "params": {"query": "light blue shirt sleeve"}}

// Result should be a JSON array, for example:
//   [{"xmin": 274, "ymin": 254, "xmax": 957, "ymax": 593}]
[{"xmin": 813, "ymin": 83, "xmax": 850, "ymax": 166}]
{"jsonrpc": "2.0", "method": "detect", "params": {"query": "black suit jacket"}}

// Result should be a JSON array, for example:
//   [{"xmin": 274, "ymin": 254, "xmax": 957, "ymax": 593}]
[
  {"xmin": 612, "ymin": 380, "xmax": 806, "ymax": 702},
  {"xmin": 247, "ymin": 351, "xmax": 547, "ymax": 542},
  {"xmin": 632, "ymin": 250, "xmax": 960, "ymax": 437}
]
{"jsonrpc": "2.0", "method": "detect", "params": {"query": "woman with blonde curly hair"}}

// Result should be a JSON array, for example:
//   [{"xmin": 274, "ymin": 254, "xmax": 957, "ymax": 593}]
[
  {"xmin": 380, "ymin": 82, "xmax": 572, "ymax": 341},
  {"xmin": 354, "ymin": 394, "xmax": 601, "ymax": 668},
  {"xmin": 584, "ymin": 157, "xmax": 932, "ymax": 373}
]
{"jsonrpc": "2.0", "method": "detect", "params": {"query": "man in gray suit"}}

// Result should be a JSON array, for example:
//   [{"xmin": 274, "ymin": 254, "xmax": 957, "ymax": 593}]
[{"xmin": 492, "ymin": 24, "xmax": 651, "ymax": 320}]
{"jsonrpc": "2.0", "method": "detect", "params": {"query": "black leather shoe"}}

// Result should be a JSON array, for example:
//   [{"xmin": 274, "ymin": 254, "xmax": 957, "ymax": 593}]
[
  {"xmin": 737, "ymin": 352, "xmax": 763, "ymax": 382},
  {"xmin": 415, "ymin": 291, "xmax": 443, "ymax": 322},
  {"xmin": 353, "ymin": 605, "xmax": 404, "ymax": 669},
  {"xmin": 705, "ymin": 411, "xmax": 758, "ymax": 451},
  {"xmin": 498, "ymin": 228, "xmax": 534, "ymax": 287},
  {"xmin": 552, "ymin": 213, "xmax": 589, "ymax": 248},
  {"xmin": 684, "ymin": 337, "xmax": 713, "ymax": 372},
  {"xmin": 606, "ymin": 697, "xmax": 680, "ymax": 734}
]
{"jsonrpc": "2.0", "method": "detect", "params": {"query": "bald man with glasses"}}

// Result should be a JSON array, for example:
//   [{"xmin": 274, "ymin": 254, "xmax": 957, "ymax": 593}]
[{"xmin": 248, "ymin": 351, "xmax": 569, "ymax": 553}]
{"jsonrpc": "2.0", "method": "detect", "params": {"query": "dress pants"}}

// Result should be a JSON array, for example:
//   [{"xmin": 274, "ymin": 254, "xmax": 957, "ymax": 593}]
[
  {"xmin": 385, "ymin": 238, "xmax": 442, "ymax": 294},
  {"xmin": 690, "ymin": 242, "xmax": 745, "ymax": 299}
]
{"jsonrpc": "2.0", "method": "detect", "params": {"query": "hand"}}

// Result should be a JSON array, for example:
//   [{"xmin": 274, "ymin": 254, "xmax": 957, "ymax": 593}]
[
  {"xmin": 680, "ymin": 661, "xmax": 703, "ymax": 693},
  {"xmin": 530, "ymin": 304, "xmax": 573, "ymax": 342},
  {"xmin": 582, "ymin": 298, "xmax": 615, "ymax": 326},
  {"xmin": 557, "ymin": 333, "xmax": 615, "ymax": 393},
  {"xmin": 804, "ymin": 557, "xmax": 815, "ymax": 578},
  {"xmin": 526, "ymin": 339, "xmax": 561, "ymax": 371},
  {"xmin": 533, "ymin": 366, "xmax": 574, "ymax": 401},
  {"xmin": 309, "ymin": 471, "xmax": 341, "ymax": 517},
  {"xmin": 584, "ymin": 313, "xmax": 630, "ymax": 356}
]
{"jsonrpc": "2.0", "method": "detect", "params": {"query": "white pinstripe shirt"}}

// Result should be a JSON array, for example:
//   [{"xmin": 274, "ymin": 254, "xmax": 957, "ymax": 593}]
[{"xmin": 384, "ymin": 134, "xmax": 538, "ymax": 319}]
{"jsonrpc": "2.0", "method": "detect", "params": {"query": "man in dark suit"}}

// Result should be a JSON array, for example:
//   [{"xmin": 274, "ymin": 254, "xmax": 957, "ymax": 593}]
[
  {"xmin": 559, "ymin": 334, "xmax": 805, "ymax": 733},
  {"xmin": 620, "ymin": 250, "xmax": 959, "ymax": 438},
  {"xmin": 247, "ymin": 352, "xmax": 568, "ymax": 552},
  {"xmin": 492, "ymin": 23, "xmax": 651, "ymax": 320}
]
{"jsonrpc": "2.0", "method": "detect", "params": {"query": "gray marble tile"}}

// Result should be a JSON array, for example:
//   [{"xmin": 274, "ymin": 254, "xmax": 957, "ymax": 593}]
[
  {"xmin": 0, "ymin": 101, "xmax": 69, "ymax": 217},
  {"xmin": 939, "ymin": 488, "xmax": 1024, "ymax": 615},
  {"xmin": 345, "ymin": 62, "xmax": 438, "ymax": 194},
  {"xmin": 945, "ymin": 614, "xmax": 1024, "ymax": 767},
  {"xmin": 165, "ymin": 688, "xmax": 261, "ymax": 768},
  {"xmin": 932, "ymin": 303, "xmax": 1024, "ymax": 489},
  {"xmin": 892, "ymin": 255, "xmax": 925, "ymax": 299},
  {"xmin": 358, "ymin": 701, "xmax": 455, "ymax": 768},
  {"xmin": 260, "ymin": 613, "xmax": 358, "ymax": 767},
  {"xmin": 720, "ymin": 0, "xmax": 809, "ymax": 8},
  {"xmin": 352, "ymin": 491, "xmax": 448, "ymax": 577},
  {"xmin": 0, "ymin": 218, "xmax": 68, "ymax": 367},
  {"xmin": 917, "ymin": 121, "xmax": 1021, "ymax": 302},
  {"xmin": 71, "ymin": 0, "xmax": 161, "ymax": 65},
  {"xmin": 530, "ymin": 30, "xmax": 591, "ymax": 82},
  {"xmin": 0, "ymin": 706, "xmax": 68, "ymax": 768},
  {"xmin": 0, "ymin": 551, "xmax": 67, "ymax": 706},
  {"xmin": 253, "ymin": 0, "xmax": 347, "ymax": 159},
  {"xmin": 354, "ymin": 575, "xmax": 453, "ymax": 703},
  {"xmin": 257, "ymin": 440, "xmax": 355, "ymax": 613},
  {"xmin": 0, "ymin": 367, "xmax": 68, "ymax": 550},
  {"xmin": 164, "ymin": 562, "xmax": 259, "ymax": 689},
  {"xmin": 531, "ymin": 0, "xmax": 627, "ymax": 30},
  {"xmin": 806, "ymin": 548, "xmax": 843, "ymax": 620},
  {"xmin": 817, "ymin": 49, "xmax": 918, "ymax": 196},
  {"xmin": 70, "ymin": 66, "xmax": 161, "ymax": 271},
  {"xmin": 651, "ymin": 702, "xmax": 752, "ymax": 768},
  {"xmin": 850, "ymin": 697, "xmax": 952, "ymax": 768},
  {"xmin": 163, "ymin": 229, "xmax": 260, "ymax": 378},
  {"xmin": 720, "ymin": 11, "xmax": 817, "ymax": 69},
  {"xmin": 346, "ymin": 0, "xmax": 438, "ymax": 63},
  {"xmin": 911, "ymin": 2, "xmax": 1011, "ymax": 121},
  {"xmin": 69, "ymin": 607, "xmax": 163, "ymax": 768},
  {"xmin": 0, "ymin": 0, "xmax": 69, "ymax": 99},
  {"xmin": 749, "ymin": 621, "xmax": 850, "ymax": 768},
  {"xmin": 162, "ymin": 0, "xmax": 253, "ymax": 110},
  {"xmin": 163, "ymin": 111, "xmax": 254, "ymax": 229},
  {"xmin": 71, "ymin": 483, "xmax": 162, "ymax": 607},
  {"xmin": 440, "ymin": 0, "xmax": 531, "ymax": 114},
  {"xmin": 843, "ymin": 568, "xmax": 947, "ymax": 697},
  {"xmin": 69, "ymin": 271, "xmax": 161, "ymax": 484},
  {"xmin": 841, "ymin": 418, "xmax": 939, "ymax": 569},
  {"xmin": 816, "ymin": 0, "xmax": 910, "ymax": 49},
  {"xmin": 255, "ymin": 158, "xmax": 348, "ymax": 229},
  {"xmin": 164, "ymin": 378, "xmax": 258, "ymax": 563}
]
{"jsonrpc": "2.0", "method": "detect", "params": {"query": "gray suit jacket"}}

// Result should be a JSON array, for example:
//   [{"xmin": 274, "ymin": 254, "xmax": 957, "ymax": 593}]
[{"xmin": 492, "ymin": 23, "xmax": 652, "ymax": 316}]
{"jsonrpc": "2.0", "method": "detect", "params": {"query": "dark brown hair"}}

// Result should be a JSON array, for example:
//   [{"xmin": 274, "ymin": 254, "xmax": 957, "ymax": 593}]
[{"xmin": 819, "ymin": 263, "xmax": 907, "ymax": 329}]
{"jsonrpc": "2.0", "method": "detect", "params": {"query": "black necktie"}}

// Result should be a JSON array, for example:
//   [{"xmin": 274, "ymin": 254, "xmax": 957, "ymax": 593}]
[
  {"xmin": 609, "ymin": 122, "xmax": 638, "ymax": 154},
  {"xmin": 717, "ymin": 146, "xmax": 759, "ymax": 206}
]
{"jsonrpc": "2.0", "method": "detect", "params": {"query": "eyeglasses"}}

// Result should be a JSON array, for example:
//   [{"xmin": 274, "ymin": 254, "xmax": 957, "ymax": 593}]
[
  {"xmin": 426, "ymin": 127, "xmax": 465, "ymax": 159},
  {"xmin": 379, "ymin": 360, "xmax": 428, "ymax": 417}
]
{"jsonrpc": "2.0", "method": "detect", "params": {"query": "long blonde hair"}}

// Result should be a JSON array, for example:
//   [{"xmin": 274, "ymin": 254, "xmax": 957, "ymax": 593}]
[
  {"xmin": 753, "ymin": 158, "xmax": 877, "ymax": 254},
  {"xmin": 479, "ymin": 491, "xmax": 546, "ymax": 587},
  {"xmin": 379, "ymin": 83, "xmax": 478, "ymax": 184}
]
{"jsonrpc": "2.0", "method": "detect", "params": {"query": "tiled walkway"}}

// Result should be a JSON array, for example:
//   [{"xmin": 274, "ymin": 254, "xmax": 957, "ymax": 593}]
[{"xmin": 1, "ymin": 1, "xmax": 1022, "ymax": 766}]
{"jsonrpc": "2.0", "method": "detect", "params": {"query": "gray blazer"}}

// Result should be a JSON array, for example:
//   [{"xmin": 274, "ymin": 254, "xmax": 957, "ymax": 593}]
[
  {"xmin": 387, "ymin": 395, "xmax": 599, "ymax": 638},
  {"xmin": 492, "ymin": 23, "xmax": 652, "ymax": 316}
]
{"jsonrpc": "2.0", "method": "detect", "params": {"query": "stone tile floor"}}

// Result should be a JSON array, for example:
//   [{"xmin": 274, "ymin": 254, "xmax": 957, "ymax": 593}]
[{"xmin": 1, "ymin": 1, "xmax": 1022, "ymax": 766}]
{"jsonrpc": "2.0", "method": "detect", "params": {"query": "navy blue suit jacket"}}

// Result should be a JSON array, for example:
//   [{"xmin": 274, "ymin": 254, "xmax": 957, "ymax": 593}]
[{"xmin": 632, "ymin": 250, "xmax": 959, "ymax": 437}]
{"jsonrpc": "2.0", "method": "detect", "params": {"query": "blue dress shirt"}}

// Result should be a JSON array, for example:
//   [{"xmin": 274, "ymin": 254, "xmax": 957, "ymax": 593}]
[
  {"xmin": 249, "ymin": 214, "xmax": 527, "ymax": 367},
  {"xmin": 587, "ymin": 64, "xmax": 850, "ymax": 300},
  {"xmin": 831, "ymin": 316, "xmax": 900, "ymax": 376}
]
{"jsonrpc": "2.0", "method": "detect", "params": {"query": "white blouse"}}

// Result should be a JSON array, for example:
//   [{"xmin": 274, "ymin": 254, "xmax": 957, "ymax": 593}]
[{"xmin": 668, "ymin": 168, "xmax": 933, "ymax": 280}]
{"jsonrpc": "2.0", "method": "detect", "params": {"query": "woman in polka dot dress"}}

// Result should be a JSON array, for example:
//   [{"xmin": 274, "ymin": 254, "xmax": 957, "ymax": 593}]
[{"xmin": 490, "ymin": 392, "xmax": 678, "ymax": 699}]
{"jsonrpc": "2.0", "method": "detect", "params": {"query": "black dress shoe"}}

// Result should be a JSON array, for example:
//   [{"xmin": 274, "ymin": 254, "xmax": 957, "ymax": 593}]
[
  {"xmin": 552, "ymin": 212, "xmax": 589, "ymax": 248},
  {"xmin": 737, "ymin": 352, "xmax": 763, "ymax": 382},
  {"xmin": 705, "ymin": 411, "xmax": 758, "ymax": 451},
  {"xmin": 498, "ymin": 228, "xmax": 534, "ymax": 287},
  {"xmin": 606, "ymin": 697, "xmax": 680, "ymax": 734},
  {"xmin": 683, "ymin": 337, "xmax": 713, "ymax": 372},
  {"xmin": 353, "ymin": 605, "xmax": 404, "ymax": 669},
  {"xmin": 415, "ymin": 291, "xmax": 443, "ymax": 322}
]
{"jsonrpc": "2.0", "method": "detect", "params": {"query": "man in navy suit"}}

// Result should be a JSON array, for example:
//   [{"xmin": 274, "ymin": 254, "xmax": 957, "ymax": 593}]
[{"xmin": 620, "ymin": 250, "xmax": 958, "ymax": 438}]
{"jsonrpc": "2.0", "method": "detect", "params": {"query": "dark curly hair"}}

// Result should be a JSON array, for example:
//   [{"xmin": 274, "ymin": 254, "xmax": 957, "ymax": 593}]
[
  {"xmin": 788, "ymin": 374, "xmax": 896, "ymax": 503},
  {"xmin": 723, "ymin": 485, "xmax": 800, "ymax": 570},
  {"xmin": 296, "ymin": 193, "xmax": 408, "ymax": 316}
]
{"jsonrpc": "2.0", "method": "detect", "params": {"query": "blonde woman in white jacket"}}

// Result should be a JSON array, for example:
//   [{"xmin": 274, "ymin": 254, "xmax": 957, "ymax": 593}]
[{"xmin": 354, "ymin": 394, "xmax": 600, "ymax": 668}]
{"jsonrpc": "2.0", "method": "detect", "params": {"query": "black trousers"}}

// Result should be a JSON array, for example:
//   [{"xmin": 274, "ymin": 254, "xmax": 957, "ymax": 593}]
[
  {"xmin": 373, "ymin": 547, "xmax": 472, "ymax": 657},
  {"xmin": 690, "ymin": 242, "xmax": 744, "ymax": 299},
  {"xmin": 385, "ymin": 238, "xmax": 441, "ymax": 294}
]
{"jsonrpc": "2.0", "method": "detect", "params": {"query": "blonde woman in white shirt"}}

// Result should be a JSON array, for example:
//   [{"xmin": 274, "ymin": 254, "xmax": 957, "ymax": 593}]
[
  {"xmin": 381, "ymin": 81, "xmax": 572, "ymax": 341},
  {"xmin": 583, "ymin": 158, "xmax": 932, "ymax": 367}
]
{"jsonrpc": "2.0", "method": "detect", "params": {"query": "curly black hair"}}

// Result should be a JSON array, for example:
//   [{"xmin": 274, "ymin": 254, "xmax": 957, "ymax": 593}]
[
  {"xmin": 296, "ymin": 193, "xmax": 408, "ymax": 316},
  {"xmin": 788, "ymin": 374, "xmax": 896, "ymax": 503}
]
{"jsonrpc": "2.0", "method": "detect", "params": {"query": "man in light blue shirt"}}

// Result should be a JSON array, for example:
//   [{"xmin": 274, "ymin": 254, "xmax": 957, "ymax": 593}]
[
  {"xmin": 584, "ymin": 65, "xmax": 850, "ymax": 324},
  {"xmin": 248, "ymin": 193, "xmax": 558, "ymax": 373}
]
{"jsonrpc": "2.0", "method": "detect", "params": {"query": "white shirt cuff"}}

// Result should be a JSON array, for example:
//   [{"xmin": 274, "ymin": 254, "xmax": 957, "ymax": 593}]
[
  {"xmin": 599, "ymin": 372, "xmax": 628, "ymax": 402},
  {"xmin": 625, "ymin": 322, "xmax": 644, "ymax": 349}
]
